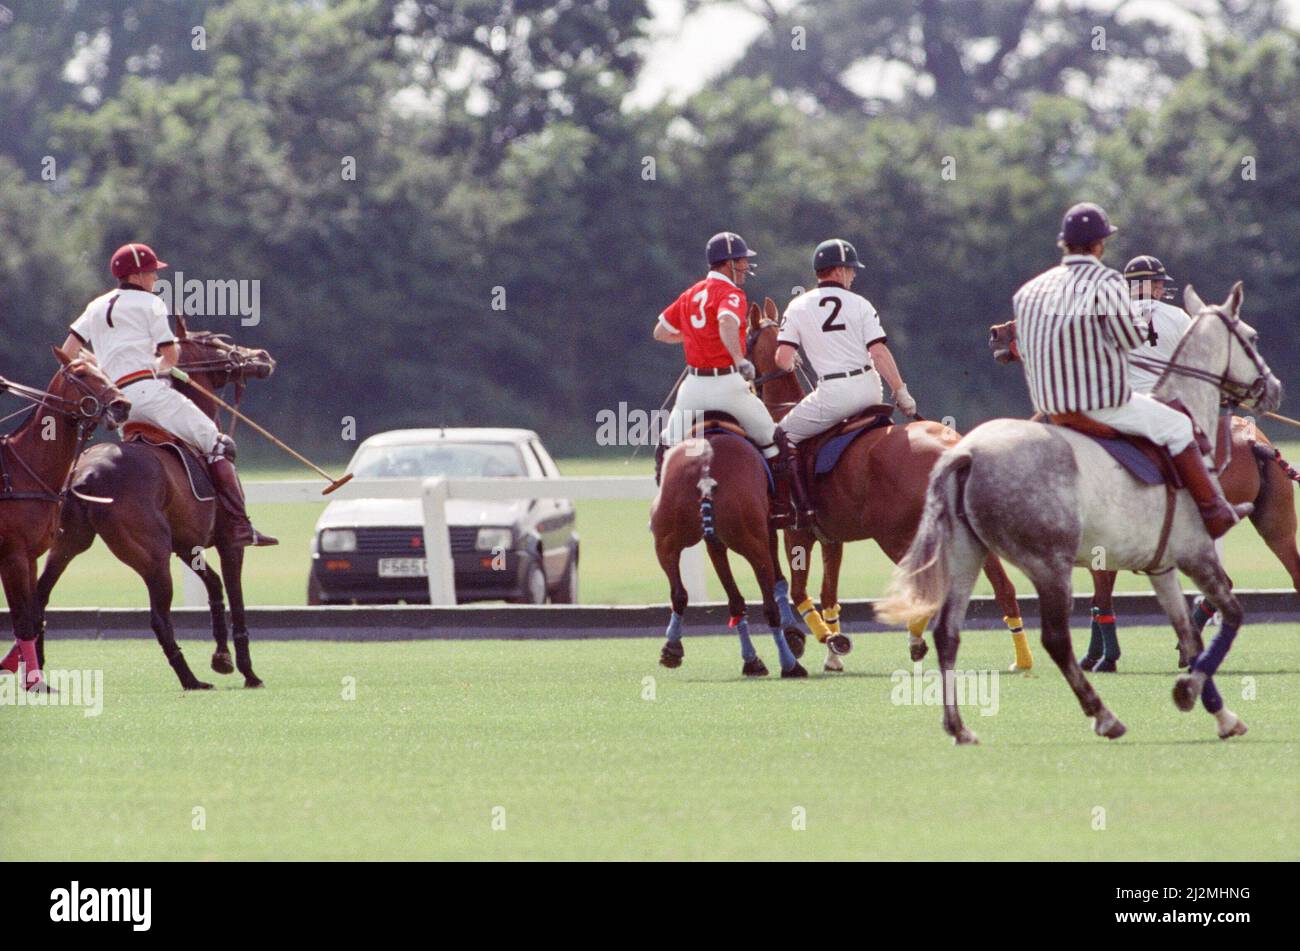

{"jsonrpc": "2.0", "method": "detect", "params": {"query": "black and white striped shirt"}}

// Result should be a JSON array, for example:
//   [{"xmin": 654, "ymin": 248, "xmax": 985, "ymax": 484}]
[{"xmin": 1012, "ymin": 255, "xmax": 1147, "ymax": 414}]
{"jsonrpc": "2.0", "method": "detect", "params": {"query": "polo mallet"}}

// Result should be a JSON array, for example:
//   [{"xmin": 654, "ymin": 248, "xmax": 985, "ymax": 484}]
[
  {"xmin": 1264, "ymin": 410, "xmax": 1300, "ymax": 430},
  {"xmin": 177, "ymin": 373, "xmax": 352, "ymax": 495},
  {"xmin": 630, "ymin": 365, "xmax": 690, "ymax": 463}
]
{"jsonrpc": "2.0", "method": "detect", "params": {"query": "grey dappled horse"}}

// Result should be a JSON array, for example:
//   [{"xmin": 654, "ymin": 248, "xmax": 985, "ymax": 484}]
[{"xmin": 879, "ymin": 283, "xmax": 1283, "ymax": 744}]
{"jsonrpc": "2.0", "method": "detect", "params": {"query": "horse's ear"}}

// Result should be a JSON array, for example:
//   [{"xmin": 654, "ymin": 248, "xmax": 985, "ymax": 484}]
[
  {"xmin": 51, "ymin": 345, "xmax": 72, "ymax": 366},
  {"xmin": 175, "ymin": 313, "xmax": 188, "ymax": 338},
  {"xmin": 1226, "ymin": 280, "xmax": 1244, "ymax": 316},
  {"xmin": 764, "ymin": 297, "xmax": 778, "ymax": 324},
  {"xmin": 1183, "ymin": 284, "xmax": 1205, "ymax": 316},
  {"xmin": 747, "ymin": 301, "xmax": 761, "ymax": 330}
]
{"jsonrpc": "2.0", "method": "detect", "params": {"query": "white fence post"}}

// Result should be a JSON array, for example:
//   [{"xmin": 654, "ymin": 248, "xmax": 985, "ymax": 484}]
[
  {"xmin": 681, "ymin": 542, "xmax": 708, "ymax": 603},
  {"xmin": 421, "ymin": 476, "xmax": 457, "ymax": 605},
  {"xmin": 181, "ymin": 562, "xmax": 206, "ymax": 607}
]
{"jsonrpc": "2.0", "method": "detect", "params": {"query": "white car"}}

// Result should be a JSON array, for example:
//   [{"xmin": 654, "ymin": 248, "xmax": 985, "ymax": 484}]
[{"xmin": 308, "ymin": 428, "xmax": 578, "ymax": 604}]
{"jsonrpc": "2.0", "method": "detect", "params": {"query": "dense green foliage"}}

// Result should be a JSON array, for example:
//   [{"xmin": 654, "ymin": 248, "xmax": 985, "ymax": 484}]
[{"xmin": 1, "ymin": 1, "xmax": 1295, "ymax": 457}]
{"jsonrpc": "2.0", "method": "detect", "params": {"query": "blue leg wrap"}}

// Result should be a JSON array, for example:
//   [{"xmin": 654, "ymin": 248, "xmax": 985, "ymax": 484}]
[
  {"xmin": 1200, "ymin": 676, "xmax": 1224, "ymax": 714},
  {"xmin": 771, "ymin": 626, "xmax": 796, "ymax": 671},
  {"xmin": 774, "ymin": 578, "xmax": 799, "ymax": 629},
  {"xmin": 735, "ymin": 618, "xmax": 757, "ymax": 661},
  {"xmin": 1191, "ymin": 619, "xmax": 1239, "ymax": 678},
  {"xmin": 666, "ymin": 611, "xmax": 684, "ymax": 643}
]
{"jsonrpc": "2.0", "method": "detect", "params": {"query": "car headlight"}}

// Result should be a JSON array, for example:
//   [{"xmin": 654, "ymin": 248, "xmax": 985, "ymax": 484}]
[
  {"xmin": 320, "ymin": 529, "xmax": 357, "ymax": 553},
  {"xmin": 476, "ymin": 527, "xmax": 512, "ymax": 552}
]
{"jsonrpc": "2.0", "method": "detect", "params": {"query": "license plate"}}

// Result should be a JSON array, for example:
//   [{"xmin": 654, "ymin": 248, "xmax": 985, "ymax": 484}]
[{"xmin": 378, "ymin": 558, "xmax": 427, "ymax": 578}]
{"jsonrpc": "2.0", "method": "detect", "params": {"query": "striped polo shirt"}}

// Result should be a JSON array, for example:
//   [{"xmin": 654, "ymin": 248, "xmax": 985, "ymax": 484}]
[{"xmin": 1011, "ymin": 254, "xmax": 1147, "ymax": 414}]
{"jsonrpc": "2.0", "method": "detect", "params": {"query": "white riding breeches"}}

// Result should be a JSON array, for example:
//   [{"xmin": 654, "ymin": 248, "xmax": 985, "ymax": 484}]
[
  {"xmin": 123, "ymin": 378, "xmax": 221, "ymax": 456},
  {"xmin": 778, "ymin": 371, "xmax": 883, "ymax": 445},
  {"xmin": 1082, "ymin": 392, "xmax": 1194, "ymax": 455},
  {"xmin": 663, "ymin": 372, "xmax": 778, "ymax": 456}
]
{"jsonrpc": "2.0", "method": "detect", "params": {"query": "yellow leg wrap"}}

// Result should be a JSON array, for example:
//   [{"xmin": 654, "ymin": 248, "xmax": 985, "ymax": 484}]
[
  {"xmin": 797, "ymin": 597, "xmax": 832, "ymax": 643},
  {"xmin": 1006, "ymin": 615, "xmax": 1033, "ymax": 671},
  {"xmin": 823, "ymin": 603, "xmax": 841, "ymax": 636},
  {"xmin": 907, "ymin": 616, "xmax": 927, "ymax": 639}
]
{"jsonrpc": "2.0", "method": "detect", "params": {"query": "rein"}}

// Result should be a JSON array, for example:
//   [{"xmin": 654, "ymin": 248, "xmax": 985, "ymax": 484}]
[
  {"xmin": 746, "ymin": 318, "xmax": 801, "ymax": 391},
  {"xmin": 0, "ymin": 367, "xmax": 112, "ymax": 504},
  {"xmin": 1133, "ymin": 308, "xmax": 1272, "ymax": 408},
  {"xmin": 176, "ymin": 334, "xmax": 258, "ymax": 435}
]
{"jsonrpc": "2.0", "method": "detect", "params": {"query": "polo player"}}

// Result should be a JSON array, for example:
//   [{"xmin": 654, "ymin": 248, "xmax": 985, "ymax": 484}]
[
  {"xmin": 1012, "ymin": 204, "xmax": 1249, "ymax": 538},
  {"xmin": 654, "ymin": 231, "xmax": 796, "ymax": 525},
  {"xmin": 772, "ymin": 238, "xmax": 917, "ymax": 529},
  {"xmin": 59, "ymin": 243, "xmax": 277, "ymax": 547}
]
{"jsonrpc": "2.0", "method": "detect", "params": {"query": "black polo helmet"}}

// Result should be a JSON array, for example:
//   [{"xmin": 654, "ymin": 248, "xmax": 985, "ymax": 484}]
[
  {"xmin": 1058, "ymin": 202, "xmax": 1118, "ymax": 245},
  {"xmin": 813, "ymin": 238, "xmax": 865, "ymax": 272},
  {"xmin": 1124, "ymin": 254, "xmax": 1177, "ymax": 300},
  {"xmin": 706, "ymin": 231, "xmax": 758, "ymax": 267}
]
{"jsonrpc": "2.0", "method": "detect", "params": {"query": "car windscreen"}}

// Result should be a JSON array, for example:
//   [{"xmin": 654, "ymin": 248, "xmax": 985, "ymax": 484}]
[{"xmin": 350, "ymin": 442, "xmax": 527, "ymax": 479}]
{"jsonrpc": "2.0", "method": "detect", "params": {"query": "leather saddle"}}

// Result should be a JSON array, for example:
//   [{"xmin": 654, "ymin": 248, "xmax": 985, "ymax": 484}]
[
  {"xmin": 802, "ymin": 405, "xmax": 896, "ymax": 483},
  {"xmin": 683, "ymin": 413, "xmax": 775, "ymax": 492},
  {"xmin": 122, "ymin": 421, "xmax": 216, "ymax": 501},
  {"xmin": 1045, "ymin": 412, "xmax": 1182, "ymax": 488}
]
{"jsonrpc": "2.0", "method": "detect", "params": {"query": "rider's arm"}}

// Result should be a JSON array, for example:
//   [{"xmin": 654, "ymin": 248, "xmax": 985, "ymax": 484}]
[
  {"xmin": 718, "ymin": 314, "xmax": 745, "ymax": 366},
  {"xmin": 775, "ymin": 343, "xmax": 799, "ymax": 372},
  {"xmin": 869, "ymin": 340, "xmax": 905, "ymax": 393},
  {"xmin": 156, "ymin": 341, "xmax": 180, "ymax": 372},
  {"xmin": 653, "ymin": 320, "xmax": 683, "ymax": 344},
  {"xmin": 60, "ymin": 333, "xmax": 91, "ymax": 362},
  {"xmin": 654, "ymin": 294, "xmax": 686, "ymax": 345}
]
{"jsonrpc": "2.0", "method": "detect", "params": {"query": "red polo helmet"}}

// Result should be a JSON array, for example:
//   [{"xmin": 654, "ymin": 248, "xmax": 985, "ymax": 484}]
[{"xmin": 110, "ymin": 243, "xmax": 168, "ymax": 280}]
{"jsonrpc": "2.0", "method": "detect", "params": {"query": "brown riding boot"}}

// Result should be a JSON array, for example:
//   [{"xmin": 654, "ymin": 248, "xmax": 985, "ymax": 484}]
[
  {"xmin": 1171, "ymin": 445, "xmax": 1252, "ymax": 539},
  {"xmin": 209, "ymin": 456, "xmax": 279, "ymax": 547},
  {"xmin": 772, "ymin": 430, "xmax": 815, "ymax": 531}
]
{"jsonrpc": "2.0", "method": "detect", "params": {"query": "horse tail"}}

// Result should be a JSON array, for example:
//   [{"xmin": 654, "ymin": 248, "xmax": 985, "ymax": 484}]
[
  {"xmin": 1251, "ymin": 438, "xmax": 1300, "ymax": 485},
  {"xmin": 876, "ymin": 448, "xmax": 971, "ymax": 626},
  {"xmin": 695, "ymin": 438, "xmax": 719, "ymax": 542}
]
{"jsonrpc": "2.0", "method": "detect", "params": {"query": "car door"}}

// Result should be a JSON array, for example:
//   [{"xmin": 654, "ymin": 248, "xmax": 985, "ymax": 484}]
[{"xmin": 526, "ymin": 438, "xmax": 574, "ymax": 580}]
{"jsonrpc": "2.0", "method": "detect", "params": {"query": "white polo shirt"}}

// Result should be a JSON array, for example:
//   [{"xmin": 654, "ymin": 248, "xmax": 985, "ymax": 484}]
[
  {"xmin": 1128, "ymin": 298, "xmax": 1193, "ymax": 394},
  {"xmin": 70, "ymin": 287, "xmax": 175, "ymax": 383},
  {"xmin": 778, "ymin": 282, "xmax": 887, "ymax": 377}
]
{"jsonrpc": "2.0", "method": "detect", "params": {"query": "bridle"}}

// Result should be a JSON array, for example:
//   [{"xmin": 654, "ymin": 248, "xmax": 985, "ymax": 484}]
[
  {"xmin": 746, "ymin": 316, "xmax": 813, "ymax": 399},
  {"xmin": 175, "ymin": 331, "xmax": 269, "ymax": 435},
  {"xmin": 1129, "ymin": 307, "xmax": 1273, "ymax": 409},
  {"xmin": 0, "ymin": 364, "xmax": 123, "ymax": 503}
]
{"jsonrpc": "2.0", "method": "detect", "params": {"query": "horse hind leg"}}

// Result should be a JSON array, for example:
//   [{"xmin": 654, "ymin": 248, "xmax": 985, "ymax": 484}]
[
  {"xmin": 217, "ymin": 541, "xmax": 262, "ymax": 687},
  {"xmin": 655, "ymin": 537, "xmax": 690, "ymax": 669},
  {"xmin": 707, "ymin": 538, "xmax": 766, "ymax": 677},
  {"xmin": 1032, "ymin": 566, "xmax": 1125, "ymax": 739},
  {"xmin": 768, "ymin": 530, "xmax": 804, "ymax": 660},
  {"xmin": 1086, "ymin": 569, "xmax": 1122, "ymax": 673},
  {"xmin": 927, "ymin": 524, "xmax": 986, "ymax": 744},
  {"xmin": 179, "ymin": 547, "xmax": 232, "ymax": 675},
  {"xmin": 743, "ymin": 536, "xmax": 805, "ymax": 678}
]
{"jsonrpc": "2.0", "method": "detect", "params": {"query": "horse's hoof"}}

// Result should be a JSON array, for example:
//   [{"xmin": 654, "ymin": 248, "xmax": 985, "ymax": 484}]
[
  {"xmin": 742, "ymin": 657, "xmax": 769, "ymax": 677},
  {"xmin": 952, "ymin": 727, "xmax": 979, "ymax": 746},
  {"xmin": 909, "ymin": 636, "xmax": 928, "ymax": 662},
  {"xmin": 823, "ymin": 653, "xmax": 844, "ymax": 672},
  {"xmin": 659, "ymin": 642, "xmax": 684, "ymax": 669},
  {"xmin": 1091, "ymin": 658, "xmax": 1118, "ymax": 673},
  {"xmin": 1218, "ymin": 716, "xmax": 1248, "ymax": 740},
  {"xmin": 1176, "ymin": 649, "xmax": 1190, "ymax": 669},
  {"xmin": 827, "ymin": 634, "xmax": 851, "ymax": 656},
  {"xmin": 1172, "ymin": 675, "xmax": 1200, "ymax": 712},
  {"xmin": 211, "ymin": 651, "xmax": 234, "ymax": 675},
  {"xmin": 1094, "ymin": 712, "xmax": 1127, "ymax": 739},
  {"xmin": 185, "ymin": 681, "xmax": 215, "ymax": 691},
  {"xmin": 1078, "ymin": 654, "xmax": 1099, "ymax": 671},
  {"xmin": 780, "ymin": 662, "xmax": 808, "ymax": 679},
  {"xmin": 244, "ymin": 676, "xmax": 265, "ymax": 689},
  {"xmin": 784, "ymin": 628, "xmax": 806, "ymax": 660}
]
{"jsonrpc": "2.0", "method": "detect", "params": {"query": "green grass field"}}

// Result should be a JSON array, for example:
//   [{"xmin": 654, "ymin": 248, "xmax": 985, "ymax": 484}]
[
  {"xmin": 3, "ymin": 625, "xmax": 1295, "ymax": 860},
  {"xmin": 15, "ymin": 444, "xmax": 1300, "ymax": 610}
]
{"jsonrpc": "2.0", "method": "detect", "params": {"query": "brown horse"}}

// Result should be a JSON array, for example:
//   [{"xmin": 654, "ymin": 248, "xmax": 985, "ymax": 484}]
[
  {"xmin": 651, "ymin": 410, "xmax": 808, "ymax": 678},
  {"xmin": 748, "ymin": 299, "xmax": 1032, "ymax": 671},
  {"xmin": 1085, "ymin": 416, "xmax": 1300, "ymax": 669},
  {"xmin": 34, "ymin": 321, "xmax": 274, "ymax": 689},
  {"xmin": 0, "ymin": 350, "xmax": 130, "ymax": 688}
]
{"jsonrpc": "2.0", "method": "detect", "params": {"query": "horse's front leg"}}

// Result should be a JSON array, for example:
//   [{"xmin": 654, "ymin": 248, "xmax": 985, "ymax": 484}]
[
  {"xmin": 1085, "ymin": 569, "xmax": 1121, "ymax": 672},
  {"xmin": 1174, "ymin": 553, "xmax": 1247, "ymax": 738},
  {"xmin": 818, "ymin": 541, "xmax": 851, "ymax": 667},
  {"xmin": 217, "ymin": 541, "xmax": 263, "ymax": 688},
  {"xmin": 0, "ymin": 553, "xmax": 43, "ymax": 689},
  {"xmin": 181, "ymin": 547, "xmax": 232, "ymax": 675},
  {"xmin": 783, "ymin": 528, "xmax": 824, "ymax": 654},
  {"xmin": 707, "ymin": 538, "xmax": 766, "ymax": 677}
]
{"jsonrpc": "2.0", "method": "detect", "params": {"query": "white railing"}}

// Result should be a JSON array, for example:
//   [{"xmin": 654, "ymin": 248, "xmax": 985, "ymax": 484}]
[{"xmin": 180, "ymin": 476, "xmax": 709, "ymax": 606}]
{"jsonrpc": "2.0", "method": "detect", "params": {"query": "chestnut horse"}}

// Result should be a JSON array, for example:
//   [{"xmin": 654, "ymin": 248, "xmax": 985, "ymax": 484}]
[
  {"xmin": 746, "ymin": 299, "xmax": 1031, "ymax": 672},
  {"xmin": 0, "ymin": 350, "xmax": 130, "ymax": 688},
  {"xmin": 651, "ymin": 412, "xmax": 808, "ymax": 678},
  {"xmin": 34, "ymin": 320, "xmax": 275, "ymax": 689}
]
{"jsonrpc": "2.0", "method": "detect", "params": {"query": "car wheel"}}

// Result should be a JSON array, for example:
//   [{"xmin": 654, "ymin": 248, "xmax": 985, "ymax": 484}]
[
  {"xmin": 307, "ymin": 571, "xmax": 325, "ymax": 606},
  {"xmin": 551, "ymin": 544, "xmax": 578, "ymax": 604},
  {"xmin": 511, "ymin": 557, "xmax": 548, "ymax": 605}
]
